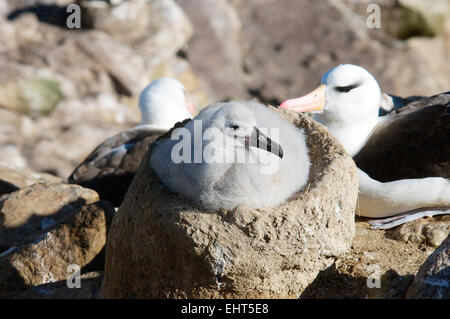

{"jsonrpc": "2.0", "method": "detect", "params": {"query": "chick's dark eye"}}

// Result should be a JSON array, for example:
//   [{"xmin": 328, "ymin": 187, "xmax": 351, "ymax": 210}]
[
  {"xmin": 231, "ymin": 125, "xmax": 239, "ymax": 130},
  {"xmin": 335, "ymin": 85, "xmax": 358, "ymax": 93}
]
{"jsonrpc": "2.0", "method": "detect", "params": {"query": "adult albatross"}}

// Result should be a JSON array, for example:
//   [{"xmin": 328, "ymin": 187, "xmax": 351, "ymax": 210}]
[
  {"xmin": 150, "ymin": 101, "xmax": 310, "ymax": 211},
  {"xmin": 68, "ymin": 78, "xmax": 194, "ymax": 207},
  {"xmin": 280, "ymin": 64, "xmax": 450, "ymax": 228}
]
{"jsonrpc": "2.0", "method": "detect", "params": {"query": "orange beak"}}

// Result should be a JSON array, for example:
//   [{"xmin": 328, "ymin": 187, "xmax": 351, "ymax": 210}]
[
  {"xmin": 280, "ymin": 84, "xmax": 326, "ymax": 112},
  {"xmin": 186, "ymin": 101, "xmax": 196, "ymax": 116}
]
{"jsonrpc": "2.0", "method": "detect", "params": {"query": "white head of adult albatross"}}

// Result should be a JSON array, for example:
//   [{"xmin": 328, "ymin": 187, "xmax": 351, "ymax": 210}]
[
  {"xmin": 280, "ymin": 64, "xmax": 450, "ymax": 228},
  {"xmin": 68, "ymin": 78, "xmax": 194, "ymax": 207},
  {"xmin": 281, "ymin": 64, "xmax": 381, "ymax": 157},
  {"xmin": 150, "ymin": 101, "xmax": 310, "ymax": 211},
  {"xmin": 138, "ymin": 78, "xmax": 195, "ymax": 129}
]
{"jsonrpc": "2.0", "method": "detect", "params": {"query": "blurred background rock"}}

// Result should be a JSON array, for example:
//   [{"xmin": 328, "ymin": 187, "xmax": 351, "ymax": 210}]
[{"xmin": 0, "ymin": 0, "xmax": 449, "ymax": 177}]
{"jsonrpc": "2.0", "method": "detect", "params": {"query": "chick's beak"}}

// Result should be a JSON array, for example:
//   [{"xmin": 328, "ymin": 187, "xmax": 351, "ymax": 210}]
[
  {"xmin": 245, "ymin": 127, "xmax": 283, "ymax": 159},
  {"xmin": 280, "ymin": 84, "xmax": 326, "ymax": 112}
]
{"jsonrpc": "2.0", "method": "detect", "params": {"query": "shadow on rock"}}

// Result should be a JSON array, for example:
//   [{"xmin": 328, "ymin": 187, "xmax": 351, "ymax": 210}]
[
  {"xmin": 7, "ymin": 4, "xmax": 73, "ymax": 28},
  {"xmin": 299, "ymin": 264, "xmax": 368, "ymax": 299}
]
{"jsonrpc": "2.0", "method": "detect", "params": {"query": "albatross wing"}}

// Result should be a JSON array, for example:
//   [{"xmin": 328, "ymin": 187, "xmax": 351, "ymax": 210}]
[
  {"xmin": 354, "ymin": 92, "xmax": 450, "ymax": 182},
  {"xmin": 68, "ymin": 125, "xmax": 166, "ymax": 206}
]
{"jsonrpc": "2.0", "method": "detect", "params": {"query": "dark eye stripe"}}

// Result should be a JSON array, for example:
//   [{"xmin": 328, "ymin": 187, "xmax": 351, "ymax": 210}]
[{"xmin": 335, "ymin": 84, "xmax": 358, "ymax": 93}]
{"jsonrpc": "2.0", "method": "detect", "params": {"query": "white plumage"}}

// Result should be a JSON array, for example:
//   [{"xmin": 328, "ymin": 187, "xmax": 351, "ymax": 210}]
[
  {"xmin": 281, "ymin": 64, "xmax": 450, "ymax": 228},
  {"xmin": 138, "ymin": 78, "xmax": 193, "ymax": 129},
  {"xmin": 150, "ymin": 100, "xmax": 310, "ymax": 211}
]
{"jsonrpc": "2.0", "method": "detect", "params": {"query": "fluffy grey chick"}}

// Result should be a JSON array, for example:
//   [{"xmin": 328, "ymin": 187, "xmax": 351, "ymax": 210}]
[{"xmin": 149, "ymin": 101, "xmax": 310, "ymax": 211}]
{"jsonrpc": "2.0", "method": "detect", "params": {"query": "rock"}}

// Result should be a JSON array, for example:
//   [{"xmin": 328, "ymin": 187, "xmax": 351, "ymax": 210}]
[
  {"xmin": 0, "ymin": 107, "xmax": 35, "ymax": 147},
  {"xmin": 13, "ymin": 271, "xmax": 103, "ymax": 299},
  {"xmin": 388, "ymin": 215, "xmax": 450, "ymax": 248},
  {"xmin": 47, "ymin": 29, "xmax": 148, "ymax": 96},
  {"xmin": 0, "ymin": 183, "xmax": 98, "ymax": 250},
  {"xmin": 0, "ymin": 164, "xmax": 61, "ymax": 196},
  {"xmin": 47, "ymin": 94, "xmax": 140, "ymax": 130},
  {"xmin": 407, "ymin": 234, "xmax": 450, "ymax": 298},
  {"xmin": 0, "ymin": 201, "xmax": 114, "ymax": 298},
  {"xmin": 300, "ymin": 220, "xmax": 435, "ymax": 299},
  {"xmin": 101, "ymin": 107, "xmax": 358, "ymax": 298},
  {"xmin": 340, "ymin": 0, "xmax": 437, "ymax": 39},
  {"xmin": 175, "ymin": 0, "xmax": 245, "ymax": 101},
  {"xmin": 0, "ymin": 145, "xmax": 27, "ymax": 170},
  {"xmin": 369, "ymin": 269, "xmax": 415, "ymax": 299},
  {"xmin": 3, "ymin": 13, "xmax": 146, "ymax": 98},
  {"xmin": 406, "ymin": 36, "xmax": 450, "ymax": 94},
  {"xmin": 25, "ymin": 94, "xmax": 141, "ymax": 177},
  {"xmin": 399, "ymin": 0, "xmax": 450, "ymax": 36},
  {"xmin": 0, "ymin": 0, "xmax": 73, "ymax": 17},
  {"xmin": 225, "ymin": 0, "xmax": 450, "ymax": 104},
  {"xmin": 149, "ymin": 56, "xmax": 214, "ymax": 111},
  {"xmin": 28, "ymin": 125, "xmax": 129, "ymax": 178},
  {"xmin": 0, "ymin": 59, "xmax": 63, "ymax": 117},
  {"xmin": 81, "ymin": 0, "xmax": 193, "ymax": 68}
]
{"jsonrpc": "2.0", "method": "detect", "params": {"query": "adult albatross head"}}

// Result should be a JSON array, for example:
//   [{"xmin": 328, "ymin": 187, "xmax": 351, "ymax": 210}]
[
  {"xmin": 139, "ymin": 78, "xmax": 195, "ymax": 130},
  {"xmin": 280, "ymin": 64, "xmax": 381, "ymax": 156}
]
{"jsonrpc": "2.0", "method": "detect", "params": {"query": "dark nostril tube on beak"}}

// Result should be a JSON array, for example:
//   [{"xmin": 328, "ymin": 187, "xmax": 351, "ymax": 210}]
[{"xmin": 248, "ymin": 127, "xmax": 283, "ymax": 158}]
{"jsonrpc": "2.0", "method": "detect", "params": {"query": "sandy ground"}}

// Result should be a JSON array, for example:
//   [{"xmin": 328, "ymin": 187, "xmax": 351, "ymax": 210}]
[{"xmin": 300, "ymin": 216, "xmax": 450, "ymax": 298}]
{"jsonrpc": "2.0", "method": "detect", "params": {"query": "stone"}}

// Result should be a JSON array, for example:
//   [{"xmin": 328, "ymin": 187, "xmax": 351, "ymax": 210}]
[
  {"xmin": 0, "ymin": 0, "xmax": 73, "ymax": 17},
  {"xmin": 13, "ymin": 271, "xmax": 103, "ymax": 299},
  {"xmin": 25, "ymin": 94, "xmax": 140, "ymax": 177},
  {"xmin": 0, "ymin": 183, "xmax": 98, "ymax": 250},
  {"xmin": 2, "ymin": 14, "xmax": 146, "ymax": 98},
  {"xmin": 226, "ymin": 0, "xmax": 450, "ymax": 104},
  {"xmin": 47, "ymin": 30, "xmax": 148, "ymax": 96},
  {"xmin": 149, "ymin": 56, "xmax": 214, "ymax": 112},
  {"xmin": 300, "ymin": 220, "xmax": 435, "ymax": 299},
  {"xmin": 340, "ymin": 0, "xmax": 436, "ymax": 39},
  {"xmin": 405, "ymin": 36, "xmax": 450, "ymax": 94},
  {"xmin": 407, "ymin": 234, "xmax": 450, "ymax": 298},
  {"xmin": 0, "ymin": 59, "xmax": 63, "ymax": 117},
  {"xmin": 400, "ymin": 0, "xmax": 450, "ymax": 36},
  {"xmin": 175, "ymin": 0, "xmax": 245, "ymax": 101},
  {"xmin": 101, "ymin": 106, "xmax": 358, "ymax": 298},
  {"xmin": 81, "ymin": 0, "xmax": 193, "ymax": 68},
  {"xmin": 387, "ymin": 215, "xmax": 450, "ymax": 248},
  {"xmin": 0, "ymin": 145, "xmax": 27, "ymax": 171},
  {"xmin": 0, "ymin": 201, "xmax": 114, "ymax": 298},
  {"xmin": 0, "ymin": 164, "xmax": 61, "ymax": 196},
  {"xmin": 0, "ymin": 107, "xmax": 36, "ymax": 147}
]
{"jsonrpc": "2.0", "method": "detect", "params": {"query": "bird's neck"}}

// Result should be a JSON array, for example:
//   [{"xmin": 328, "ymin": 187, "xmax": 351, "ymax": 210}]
[
  {"xmin": 314, "ymin": 113, "xmax": 379, "ymax": 156},
  {"xmin": 140, "ymin": 110, "xmax": 179, "ymax": 131}
]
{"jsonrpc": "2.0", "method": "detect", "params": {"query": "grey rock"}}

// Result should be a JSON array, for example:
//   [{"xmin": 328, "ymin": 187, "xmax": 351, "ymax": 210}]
[
  {"xmin": 0, "ymin": 164, "xmax": 61, "ymax": 196},
  {"xmin": 226, "ymin": 0, "xmax": 450, "ymax": 104},
  {"xmin": 407, "ymin": 234, "xmax": 450, "ymax": 298},
  {"xmin": 176, "ymin": 0, "xmax": 245, "ymax": 100},
  {"xmin": 81, "ymin": 0, "xmax": 193, "ymax": 68},
  {"xmin": 388, "ymin": 215, "xmax": 450, "ymax": 248},
  {"xmin": 13, "ymin": 271, "xmax": 103, "ymax": 299},
  {"xmin": 0, "ymin": 201, "xmax": 114, "ymax": 298},
  {"xmin": 0, "ymin": 183, "xmax": 98, "ymax": 250}
]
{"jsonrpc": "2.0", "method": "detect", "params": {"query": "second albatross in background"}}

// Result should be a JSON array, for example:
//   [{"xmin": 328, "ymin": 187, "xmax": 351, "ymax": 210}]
[
  {"xmin": 68, "ymin": 78, "xmax": 194, "ymax": 207},
  {"xmin": 281, "ymin": 64, "xmax": 450, "ymax": 228}
]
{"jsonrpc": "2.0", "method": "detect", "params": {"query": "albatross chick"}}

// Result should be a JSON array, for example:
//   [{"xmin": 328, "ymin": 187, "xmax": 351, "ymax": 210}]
[{"xmin": 150, "ymin": 101, "xmax": 310, "ymax": 211}]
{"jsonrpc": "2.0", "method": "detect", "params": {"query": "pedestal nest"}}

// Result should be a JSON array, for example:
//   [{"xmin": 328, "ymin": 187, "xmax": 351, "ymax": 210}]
[{"xmin": 101, "ymin": 106, "xmax": 359, "ymax": 298}]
